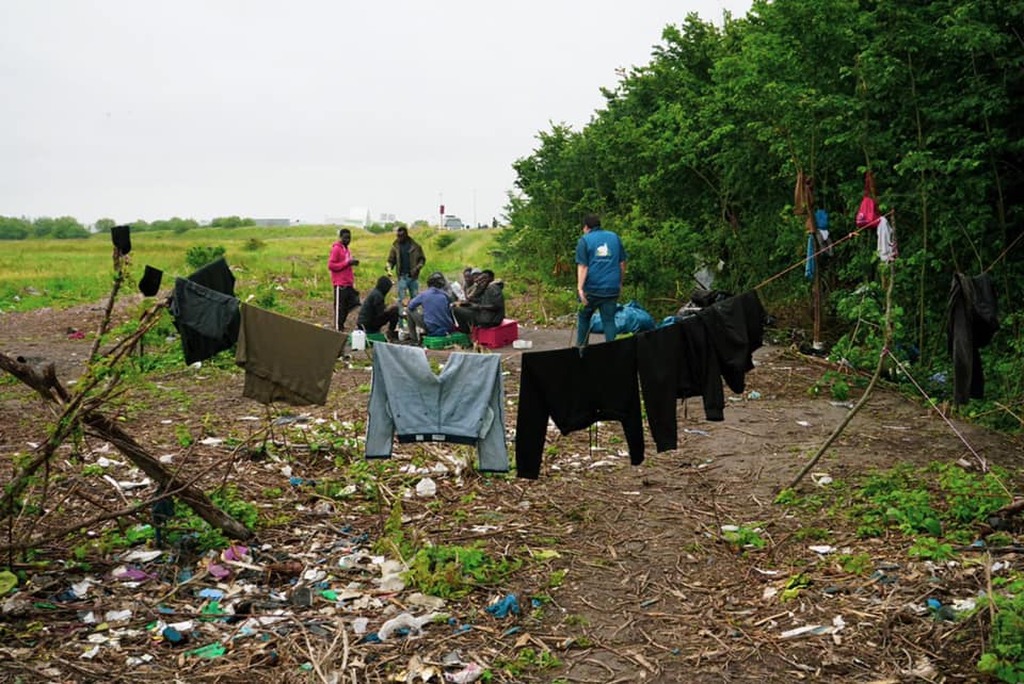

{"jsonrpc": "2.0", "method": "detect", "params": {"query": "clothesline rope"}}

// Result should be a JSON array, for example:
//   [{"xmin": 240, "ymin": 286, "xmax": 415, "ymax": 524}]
[
  {"xmin": 880, "ymin": 347, "xmax": 993, "ymax": 476},
  {"xmin": 753, "ymin": 212, "xmax": 893, "ymax": 292},
  {"xmin": 984, "ymin": 230, "xmax": 1024, "ymax": 274}
]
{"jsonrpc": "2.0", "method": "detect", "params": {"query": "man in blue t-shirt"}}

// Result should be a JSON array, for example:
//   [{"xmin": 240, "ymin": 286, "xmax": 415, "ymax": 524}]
[
  {"xmin": 407, "ymin": 272, "xmax": 456, "ymax": 344},
  {"xmin": 575, "ymin": 213, "xmax": 627, "ymax": 346}
]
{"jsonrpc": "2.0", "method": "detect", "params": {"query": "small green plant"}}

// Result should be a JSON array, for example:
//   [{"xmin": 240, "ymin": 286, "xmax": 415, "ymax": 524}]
[
  {"xmin": 548, "ymin": 569, "xmax": 567, "ymax": 588},
  {"xmin": 495, "ymin": 648, "xmax": 561, "ymax": 677},
  {"xmin": 243, "ymin": 237, "xmax": 266, "ymax": 251},
  {"xmin": 404, "ymin": 543, "xmax": 522, "ymax": 598},
  {"xmin": 908, "ymin": 536, "xmax": 955, "ymax": 561},
  {"xmin": 185, "ymin": 245, "xmax": 226, "ymax": 271},
  {"xmin": 175, "ymin": 424, "xmax": 193, "ymax": 448},
  {"xmin": 780, "ymin": 573, "xmax": 811, "ymax": 602},
  {"xmin": 722, "ymin": 523, "xmax": 766, "ymax": 549},
  {"xmin": 978, "ymin": 574, "xmax": 1024, "ymax": 682},
  {"xmin": 837, "ymin": 552, "xmax": 873, "ymax": 575}
]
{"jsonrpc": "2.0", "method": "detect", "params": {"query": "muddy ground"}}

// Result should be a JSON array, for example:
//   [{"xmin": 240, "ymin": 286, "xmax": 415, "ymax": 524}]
[{"xmin": 1, "ymin": 294, "xmax": 1022, "ymax": 683}]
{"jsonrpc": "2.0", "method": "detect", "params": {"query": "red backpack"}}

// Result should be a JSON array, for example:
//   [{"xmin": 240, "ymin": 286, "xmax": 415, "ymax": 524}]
[{"xmin": 855, "ymin": 170, "xmax": 881, "ymax": 229}]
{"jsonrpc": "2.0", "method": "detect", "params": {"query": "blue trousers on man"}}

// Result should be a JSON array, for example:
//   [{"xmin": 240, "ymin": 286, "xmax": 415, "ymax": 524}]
[{"xmin": 576, "ymin": 295, "xmax": 618, "ymax": 347}]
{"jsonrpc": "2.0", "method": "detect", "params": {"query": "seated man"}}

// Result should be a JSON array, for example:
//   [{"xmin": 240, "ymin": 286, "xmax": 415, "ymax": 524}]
[
  {"xmin": 453, "ymin": 269, "xmax": 505, "ymax": 333},
  {"xmin": 447, "ymin": 267, "xmax": 473, "ymax": 303},
  {"xmin": 407, "ymin": 272, "xmax": 456, "ymax": 343},
  {"xmin": 462, "ymin": 267, "xmax": 485, "ymax": 302},
  {"xmin": 357, "ymin": 275, "xmax": 400, "ymax": 341}
]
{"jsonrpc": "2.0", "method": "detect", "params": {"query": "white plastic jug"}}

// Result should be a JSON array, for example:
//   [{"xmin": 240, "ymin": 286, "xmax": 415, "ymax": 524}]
[{"xmin": 350, "ymin": 329, "xmax": 366, "ymax": 351}]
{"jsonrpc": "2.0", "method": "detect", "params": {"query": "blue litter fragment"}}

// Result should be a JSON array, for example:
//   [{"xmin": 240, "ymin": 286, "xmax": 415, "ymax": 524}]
[
  {"xmin": 486, "ymin": 594, "xmax": 520, "ymax": 619},
  {"xmin": 531, "ymin": 597, "xmax": 543, "ymax": 609},
  {"xmin": 926, "ymin": 598, "xmax": 942, "ymax": 611},
  {"xmin": 502, "ymin": 626, "xmax": 521, "ymax": 637},
  {"xmin": 198, "ymin": 588, "xmax": 224, "ymax": 600},
  {"xmin": 454, "ymin": 624, "xmax": 472, "ymax": 634},
  {"xmin": 359, "ymin": 632, "xmax": 381, "ymax": 644},
  {"xmin": 162, "ymin": 626, "xmax": 187, "ymax": 644},
  {"xmin": 157, "ymin": 605, "xmax": 176, "ymax": 614}
]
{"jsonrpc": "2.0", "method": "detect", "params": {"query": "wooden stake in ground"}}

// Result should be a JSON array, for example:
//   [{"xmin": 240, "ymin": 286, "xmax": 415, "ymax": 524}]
[{"xmin": 785, "ymin": 260, "xmax": 896, "ymax": 492}]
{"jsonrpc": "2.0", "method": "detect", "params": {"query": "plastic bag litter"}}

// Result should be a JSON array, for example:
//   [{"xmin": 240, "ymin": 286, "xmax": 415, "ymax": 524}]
[{"xmin": 377, "ymin": 612, "xmax": 440, "ymax": 641}]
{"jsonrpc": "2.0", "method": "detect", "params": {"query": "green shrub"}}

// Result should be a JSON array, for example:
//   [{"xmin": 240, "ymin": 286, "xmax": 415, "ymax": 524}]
[{"xmin": 185, "ymin": 245, "xmax": 227, "ymax": 270}]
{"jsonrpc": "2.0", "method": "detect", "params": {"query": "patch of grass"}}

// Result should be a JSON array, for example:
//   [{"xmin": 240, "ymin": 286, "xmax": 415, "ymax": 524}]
[
  {"xmin": 494, "ymin": 647, "xmax": 561, "ymax": 678},
  {"xmin": 404, "ymin": 543, "xmax": 523, "ymax": 599},
  {"xmin": 547, "ymin": 569, "xmax": 567, "ymax": 588},
  {"xmin": 837, "ymin": 552, "xmax": 873, "ymax": 575}
]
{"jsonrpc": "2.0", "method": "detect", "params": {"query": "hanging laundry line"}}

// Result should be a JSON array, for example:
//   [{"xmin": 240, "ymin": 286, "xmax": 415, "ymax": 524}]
[{"xmin": 752, "ymin": 211, "xmax": 894, "ymax": 293}]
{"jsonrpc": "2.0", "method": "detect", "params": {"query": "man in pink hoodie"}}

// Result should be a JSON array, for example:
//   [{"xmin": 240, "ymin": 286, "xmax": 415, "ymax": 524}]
[{"xmin": 328, "ymin": 228, "xmax": 360, "ymax": 331}]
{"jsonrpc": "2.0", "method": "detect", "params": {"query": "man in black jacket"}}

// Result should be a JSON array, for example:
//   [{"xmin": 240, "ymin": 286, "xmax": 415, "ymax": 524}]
[
  {"xmin": 453, "ymin": 269, "xmax": 505, "ymax": 333},
  {"xmin": 357, "ymin": 276, "xmax": 400, "ymax": 340}
]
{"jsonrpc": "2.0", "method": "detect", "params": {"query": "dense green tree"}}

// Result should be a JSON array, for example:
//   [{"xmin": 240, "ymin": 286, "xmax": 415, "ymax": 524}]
[
  {"xmin": 94, "ymin": 218, "xmax": 116, "ymax": 233},
  {"xmin": 211, "ymin": 216, "xmax": 256, "ymax": 228},
  {"xmin": 0, "ymin": 216, "xmax": 31, "ymax": 240},
  {"xmin": 505, "ymin": 0, "xmax": 1023, "ymax": 416}
]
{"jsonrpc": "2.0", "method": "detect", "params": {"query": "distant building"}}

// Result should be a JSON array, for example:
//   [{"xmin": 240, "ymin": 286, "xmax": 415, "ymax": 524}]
[
  {"xmin": 252, "ymin": 218, "xmax": 291, "ymax": 227},
  {"xmin": 379, "ymin": 212, "xmax": 396, "ymax": 223}
]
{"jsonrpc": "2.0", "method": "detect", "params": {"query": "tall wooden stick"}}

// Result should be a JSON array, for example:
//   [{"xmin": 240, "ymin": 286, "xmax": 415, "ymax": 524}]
[{"xmin": 785, "ymin": 260, "xmax": 895, "ymax": 491}]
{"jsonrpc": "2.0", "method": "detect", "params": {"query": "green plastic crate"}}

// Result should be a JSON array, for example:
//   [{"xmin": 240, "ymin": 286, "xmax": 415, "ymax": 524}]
[
  {"xmin": 366, "ymin": 332, "xmax": 387, "ymax": 345},
  {"xmin": 422, "ymin": 332, "xmax": 471, "ymax": 349}
]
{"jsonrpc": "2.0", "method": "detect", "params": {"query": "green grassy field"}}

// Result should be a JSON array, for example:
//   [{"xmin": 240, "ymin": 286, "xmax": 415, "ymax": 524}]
[{"xmin": 0, "ymin": 225, "xmax": 503, "ymax": 315}]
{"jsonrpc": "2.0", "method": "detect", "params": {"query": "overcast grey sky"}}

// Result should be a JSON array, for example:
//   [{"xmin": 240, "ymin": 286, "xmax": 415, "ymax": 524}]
[{"xmin": 1, "ymin": 1, "xmax": 751, "ymax": 227}]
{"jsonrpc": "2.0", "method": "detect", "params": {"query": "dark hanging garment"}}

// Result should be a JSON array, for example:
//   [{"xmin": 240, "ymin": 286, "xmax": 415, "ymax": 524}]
[
  {"xmin": 170, "ymin": 277, "xmax": 240, "ymax": 364},
  {"xmin": 110, "ymin": 224, "xmax": 132, "ymax": 255},
  {"xmin": 139, "ymin": 265, "xmax": 163, "ymax": 297},
  {"xmin": 235, "ymin": 303, "xmax": 345, "ymax": 406},
  {"xmin": 947, "ymin": 273, "xmax": 999, "ymax": 405},
  {"xmin": 186, "ymin": 257, "xmax": 236, "ymax": 297},
  {"xmin": 701, "ymin": 291, "xmax": 766, "ymax": 395},
  {"xmin": 515, "ymin": 337, "xmax": 644, "ymax": 479},
  {"xmin": 676, "ymin": 313, "xmax": 727, "ymax": 422},
  {"xmin": 636, "ymin": 323, "xmax": 686, "ymax": 452}
]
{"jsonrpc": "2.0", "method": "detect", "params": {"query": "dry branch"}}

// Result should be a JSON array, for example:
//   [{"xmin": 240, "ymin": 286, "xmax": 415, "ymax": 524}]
[{"xmin": 0, "ymin": 351, "xmax": 252, "ymax": 541}]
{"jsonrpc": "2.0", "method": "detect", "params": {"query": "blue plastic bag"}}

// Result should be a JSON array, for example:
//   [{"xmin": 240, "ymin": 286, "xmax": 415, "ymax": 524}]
[{"xmin": 590, "ymin": 300, "xmax": 656, "ymax": 335}]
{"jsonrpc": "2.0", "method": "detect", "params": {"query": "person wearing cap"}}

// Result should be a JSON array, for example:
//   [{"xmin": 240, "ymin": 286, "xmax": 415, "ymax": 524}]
[
  {"xmin": 328, "ymin": 228, "xmax": 360, "ymax": 331},
  {"xmin": 454, "ymin": 269, "xmax": 505, "ymax": 333},
  {"xmin": 463, "ymin": 267, "xmax": 486, "ymax": 302},
  {"xmin": 385, "ymin": 226, "xmax": 426, "ymax": 306},
  {"xmin": 407, "ymin": 272, "xmax": 456, "ymax": 343}
]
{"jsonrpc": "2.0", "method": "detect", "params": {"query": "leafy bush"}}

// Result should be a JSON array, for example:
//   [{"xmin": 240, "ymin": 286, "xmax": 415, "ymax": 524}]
[
  {"xmin": 185, "ymin": 245, "xmax": 227, "ymax": 271},
  {"xmin": 435, "ymin": 233, "xmax": 457, "ymax": 250}
]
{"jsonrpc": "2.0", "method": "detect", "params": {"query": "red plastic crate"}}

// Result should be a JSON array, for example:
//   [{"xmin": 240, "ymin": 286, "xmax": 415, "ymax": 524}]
[{"xmin": 472, "ymin": 319, "xmax": 518, "ymax": 349}]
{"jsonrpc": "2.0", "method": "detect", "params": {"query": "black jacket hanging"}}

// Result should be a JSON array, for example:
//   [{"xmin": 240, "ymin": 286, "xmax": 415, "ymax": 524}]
[
  {"xmin": 515, "ymin": 337, "xmax": 644, "ymax": 479},
  {"xmin": 947, "ymin": 273, "xmax": 999, "ymax": 405}
]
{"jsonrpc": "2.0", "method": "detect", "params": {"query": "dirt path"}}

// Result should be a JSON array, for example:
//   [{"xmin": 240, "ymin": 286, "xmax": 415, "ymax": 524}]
[{"xmin": 1, "ymin": 301, "xmax": 1022, "ymax": 682}]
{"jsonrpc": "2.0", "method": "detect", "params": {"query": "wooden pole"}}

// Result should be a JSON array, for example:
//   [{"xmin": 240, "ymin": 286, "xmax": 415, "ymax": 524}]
[{"xmin": 785, "ymin": 260, "xmax": 895, "ymax": 492}]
